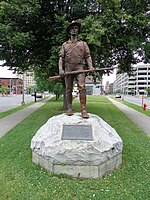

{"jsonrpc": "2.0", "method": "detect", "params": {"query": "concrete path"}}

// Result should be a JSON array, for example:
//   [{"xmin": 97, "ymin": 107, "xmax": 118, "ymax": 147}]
[
  {"xmin": 0, "ymin": 98, "xmax": 50, "ymax": 139},
  {"xmin": 108, "ymin": 97, "xmax": 150, "ymax": 137}
]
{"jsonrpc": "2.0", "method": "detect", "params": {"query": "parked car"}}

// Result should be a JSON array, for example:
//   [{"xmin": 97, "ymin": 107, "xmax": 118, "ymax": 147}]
[
  {"xmin": 115, "ymin": 93, "xmax": 121, "ymax": 98},
  {"xmin": 31, "ymin": 92, "xmax": 43, "ymax": 98},
  {"xmin": 36, "ymin": 93, "xmax": 43, "ymax": 98},
  {"xmin": 43, "ymin": 91, "xmax": 49, "ymax": 96}
]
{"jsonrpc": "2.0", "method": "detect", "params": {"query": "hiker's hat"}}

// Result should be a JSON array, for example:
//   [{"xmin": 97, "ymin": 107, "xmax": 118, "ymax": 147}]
[{"xmin": 66, "ymin": 21, "xmax": 81, "ymax": 34}]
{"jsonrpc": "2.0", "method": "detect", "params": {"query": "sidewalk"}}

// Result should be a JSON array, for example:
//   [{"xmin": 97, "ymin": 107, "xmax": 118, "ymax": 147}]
[
  {"xmin": 108, "ymin": 97, "xmax": 150, "ymax": 137},
  {"xmin": 0, "ymin": 98, "xmax": 50, "ymax": 139}
]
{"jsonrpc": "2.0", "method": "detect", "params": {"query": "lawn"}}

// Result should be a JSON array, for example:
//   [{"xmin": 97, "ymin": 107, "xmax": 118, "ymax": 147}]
[{"xmin": 0, "ymin": 96, "xmax": 150, "ymax": 200}]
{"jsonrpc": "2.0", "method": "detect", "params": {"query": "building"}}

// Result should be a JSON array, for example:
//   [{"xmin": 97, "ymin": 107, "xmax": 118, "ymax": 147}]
[
  {"xmin": 0, "ymin": 66, "xmax": 36, "ymax": 94},
  {"xmin": 73, "ymin": 77, "xmax": 103, "ymax": 96},
  {"xmin": 104, "ymin": 81, "xmax": 109, "ymax": 92},
  {"xmin": 113, "ymin": 63, "xmax": 150, "ymax": 95},
  {"xmin": 103, "ymin": 81, "xmax": 114, "ymax": 94},
  {"xmin": 109, "ymin": 83, "xmax": 113, "ymax": 92},
  {"xmin": 17, "ymin": 71, "xmax": 36, "ymax": 89},
  {"xmin": 0, "ymin": 78, "xmax": 23, "ymax": 94},
  {"xmin": 85, "ymin": 78, "xmax": 103, "ymax": 95}
]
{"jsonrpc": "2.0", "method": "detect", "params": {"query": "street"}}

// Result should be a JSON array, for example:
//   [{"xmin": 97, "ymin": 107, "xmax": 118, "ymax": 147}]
[
  {"xmin": 0, "ymin": 94, "xmax": 149, "ymax": 113},
  {"xmin": 0, "ymin": 94, "xmax": 35, "ymax": 112},
  {"xmin": 123, "ymin": 95, "xmax": 150, "ymax": 109}
]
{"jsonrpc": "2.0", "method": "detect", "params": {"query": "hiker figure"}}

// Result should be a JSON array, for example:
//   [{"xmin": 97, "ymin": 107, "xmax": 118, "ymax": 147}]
[{"xmin": 58, "ymin": 21, "xmax": 94, "ymax": 118}]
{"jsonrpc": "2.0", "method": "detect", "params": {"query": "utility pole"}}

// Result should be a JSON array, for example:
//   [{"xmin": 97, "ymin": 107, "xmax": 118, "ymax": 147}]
[
  {"xmin": 9, "ymin": 78, "xmax": 12, "ymax": 95},
  {"xmin": 21, "ymin": 73, "xmax": 25, "ymax": 105}
]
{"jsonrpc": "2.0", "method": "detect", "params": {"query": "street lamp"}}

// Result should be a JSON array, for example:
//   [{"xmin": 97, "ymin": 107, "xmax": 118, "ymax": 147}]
[
  {"xmin": 9, "ymin": 78, "xmax": 12, "ymax": 95},
  {"xmin": 16, "ymin": 79, "xmax": 18, "ymax": 95},
  {"xmin": 21, "ymin": 73, "xmax": 25, "ymax": 105}
]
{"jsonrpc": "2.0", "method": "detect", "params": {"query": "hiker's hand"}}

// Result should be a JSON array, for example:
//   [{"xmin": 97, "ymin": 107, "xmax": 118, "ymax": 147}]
[
  {"xmin": 59, "ymin": 69, "xmax": 65, "ymax": 77},
  {"xmin": 89, "ymin": 67, "xmax": 95, "ymax": 72}
]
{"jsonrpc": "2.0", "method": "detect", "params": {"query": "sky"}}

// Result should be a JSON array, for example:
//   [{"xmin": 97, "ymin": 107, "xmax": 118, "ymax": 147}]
[
  {"xmin": 0, "ymin": 64, "xmax": 17, "ymax": 78},
  {"xmin": 0, "ymin": 60, "xmax": 19, "ymax": 78},
  {"xmin": 102, "ymin": 69, "xmax": 116, "ymax": 86}
]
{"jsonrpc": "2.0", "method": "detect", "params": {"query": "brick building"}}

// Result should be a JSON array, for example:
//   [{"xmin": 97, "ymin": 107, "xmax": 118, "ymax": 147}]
[{"xmin": 0, "ymin": 78, "xmax": 23, "ymax": 94}]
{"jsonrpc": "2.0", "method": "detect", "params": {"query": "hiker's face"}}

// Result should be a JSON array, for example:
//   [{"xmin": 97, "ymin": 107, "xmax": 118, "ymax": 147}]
[{"xmin": 69, "ymin": 25, "xmax": 79, "ymax": 36}]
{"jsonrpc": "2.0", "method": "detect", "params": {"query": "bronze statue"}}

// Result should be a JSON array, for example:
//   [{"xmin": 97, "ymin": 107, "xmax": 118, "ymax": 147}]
[{"xmin": 59, "ymin": 21, "xmax": 94, "ymax": 118}]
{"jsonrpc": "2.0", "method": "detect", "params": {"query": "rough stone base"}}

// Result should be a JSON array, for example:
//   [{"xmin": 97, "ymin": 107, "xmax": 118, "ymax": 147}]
[{"xmin": 31, "ymin": 113, "xmax": 123, "ymax": 178}]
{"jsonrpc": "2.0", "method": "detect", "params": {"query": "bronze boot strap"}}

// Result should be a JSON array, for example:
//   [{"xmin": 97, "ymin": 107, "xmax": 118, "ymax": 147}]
[
  {"xmin": 67, "ymin": 106, "xmax": 73, "ymax": 116},
  {"xmin": 81, "ymin": 109, "xmax": 89, "ymax": 118},
  {"xmin": 67, "ymin": 109, "xmax": 73, "ymax": 116}
]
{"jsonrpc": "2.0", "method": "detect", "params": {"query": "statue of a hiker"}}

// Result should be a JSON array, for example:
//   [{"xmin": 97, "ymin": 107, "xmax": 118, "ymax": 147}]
[{"xmin": 58, "ymin": 21, "xmax": 94, "ymax": 118}]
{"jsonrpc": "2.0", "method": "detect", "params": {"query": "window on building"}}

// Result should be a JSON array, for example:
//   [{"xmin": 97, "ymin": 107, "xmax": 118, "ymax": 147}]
[
  {"xmin": 138, "ymin": 68, "xmax": 147, "ymax": 70},
  {"xmin": 138, "ymin": 72, "xmax": 147, "ymax": 75}
]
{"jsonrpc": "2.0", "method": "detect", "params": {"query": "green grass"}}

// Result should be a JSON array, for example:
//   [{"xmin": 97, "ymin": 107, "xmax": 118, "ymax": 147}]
[{"xmin": 0, "ymin": 96, "xmax": 150, "ymax": 200}]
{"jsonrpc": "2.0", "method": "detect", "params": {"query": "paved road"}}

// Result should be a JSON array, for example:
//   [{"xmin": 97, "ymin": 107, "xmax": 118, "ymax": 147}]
[
  {"xmin": 122, "ymin": 95, "xmax": 150, "ymax": 109},
  {"xmin": 0, "ymin": 94, "xmax": 35, "ymax": 112}
]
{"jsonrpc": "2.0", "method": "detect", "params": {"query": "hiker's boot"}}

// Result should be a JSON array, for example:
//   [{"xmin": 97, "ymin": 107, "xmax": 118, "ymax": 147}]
[
  {"xmin": 81, "ymin": 108, "xmax": 89, "ymax": 118},
  {"xmin": 79, "ymin": 91, "xmax": 89, "ymax": 118},
  {"xmin": 67, "ymin": 108, "xmax": 73, "ymax": 116}
]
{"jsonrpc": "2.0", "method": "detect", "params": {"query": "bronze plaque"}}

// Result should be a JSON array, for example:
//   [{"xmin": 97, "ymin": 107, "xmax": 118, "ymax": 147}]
[{"xmin": 62, "ymin": 125, "xmax": 93, "ymax": 141}]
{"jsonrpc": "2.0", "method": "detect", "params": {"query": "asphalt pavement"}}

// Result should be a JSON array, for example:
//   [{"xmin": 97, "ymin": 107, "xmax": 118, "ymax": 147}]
[
  {"xmin": 123, "ymin": 95, "xmax": 150, "ymax": 109},
  {"xmin": 0, "ymin": 94, "xmax": 35, "ymax": 112},
  {"xmin": 108, "ymin": 97, "xmax": 150, "ymax": 137}
]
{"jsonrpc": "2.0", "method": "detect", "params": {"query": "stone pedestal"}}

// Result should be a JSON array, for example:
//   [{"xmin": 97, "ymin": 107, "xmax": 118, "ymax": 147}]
[{"xmin": 31, "ymin": 113, "xmax": 123, "ymax": 178}]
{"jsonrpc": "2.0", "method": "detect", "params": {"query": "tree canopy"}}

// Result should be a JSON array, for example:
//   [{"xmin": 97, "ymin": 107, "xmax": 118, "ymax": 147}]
[{"xmin": 0, "ymin": 0, "xmax": 149, "ymax": 85}]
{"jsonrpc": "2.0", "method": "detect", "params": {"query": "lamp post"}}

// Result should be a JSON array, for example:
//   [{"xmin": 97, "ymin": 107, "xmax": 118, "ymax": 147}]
[
  {"xmin": 21, "ymin": 73, "xmax": 25, "ymax": 105},
  {"xmin": 16, "ymin": 79, "xmax": 18, "ymax": 95},
  {"xmin": 34, "ymin": 85, "xmax": 37, "ymax": 102},
  {"xmin": 9, "ymin": 78, "xmax": 12, "ymax": 95}
]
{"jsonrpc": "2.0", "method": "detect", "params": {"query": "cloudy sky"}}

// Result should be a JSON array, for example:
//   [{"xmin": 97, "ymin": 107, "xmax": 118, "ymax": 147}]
[
  {"xmin": 102, "ymin": 69, "xmax": 116, "ymax": 85},
  {"xmin": 0, "ymin": 61, "xmax": 17, "ymax": 78}
]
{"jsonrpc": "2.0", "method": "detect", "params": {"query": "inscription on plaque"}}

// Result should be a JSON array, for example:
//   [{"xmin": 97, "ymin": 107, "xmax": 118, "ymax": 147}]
[{"xmin": 61, "ymin": 125, "xmax": 93, "ymax": 141}]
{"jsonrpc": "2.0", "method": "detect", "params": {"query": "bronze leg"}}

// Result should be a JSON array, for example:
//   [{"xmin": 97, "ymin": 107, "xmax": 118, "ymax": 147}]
[
  {"xmin": 65, "ymin": 75, "xmax": 74, "ymax": 116},
  {"xmin": 76, "ymin": 73, "xmax": 89, "ymax": 118}
]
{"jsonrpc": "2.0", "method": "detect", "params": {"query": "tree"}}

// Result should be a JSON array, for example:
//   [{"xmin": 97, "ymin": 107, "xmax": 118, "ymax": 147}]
[
  {"xmin": 53, "ymin": 82, "xmax": 63, "ymax": 100},
  {"xmin": 1, "ymin": 0, "xmax": 149, "ymax": 71},
  {"xmin": 80, "ymin": 1, "xmax": 149, "ymax": 73},
  {"xmin": 0, "ymin": 0, "xmax": 149, "ymax": 105},
  {"xmin": 26, "ymin": 85, "xmax": 34, "ymax": 94},
  {"xmin": 0, "ymin": 86, "xmax": 9, "ymax": 96},
  {"xmin": 145, "ymin": 88, "xmax": 150, "ymax": 96}
]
